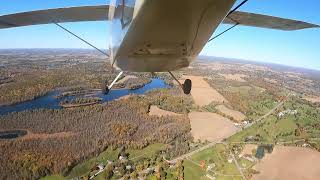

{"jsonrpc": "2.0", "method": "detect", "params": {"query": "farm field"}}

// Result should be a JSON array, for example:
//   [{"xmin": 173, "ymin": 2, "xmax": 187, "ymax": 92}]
[
  {"xmin": 216, "ymin": 105, "xmax": 246, "ymax": 122},
  {"xmin": 180, "ymin": 75, "xmax": 227, "ymax": 106},
  {"xmin": 252, "ymin": 146, "xmax": 320, "ymax": 180},
  {"xmin": 189, "ymin": 112, "xmax": 238, "ymax": 142}
]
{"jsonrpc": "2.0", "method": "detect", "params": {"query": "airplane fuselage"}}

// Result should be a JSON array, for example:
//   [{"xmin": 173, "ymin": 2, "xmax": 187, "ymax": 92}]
[{"xmin": 111, "ymin": 0, "xmax": 236, "ymax": 72}]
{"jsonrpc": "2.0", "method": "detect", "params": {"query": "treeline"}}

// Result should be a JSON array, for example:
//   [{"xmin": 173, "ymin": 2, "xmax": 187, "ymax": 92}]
[
  {"xmin": 60, "ymin": 97, "xmax": 102, "ymax": 106},
  {"xmin": 0, "ymin": 95, "xmax": 191, "ymax": 179},
  {"xmin": 146, "ymin": 88, "xmax": 194, "ymax": 114},
  {"xmin": 114, "ymin": 77, "xmax": 152, "ymax": 90}
]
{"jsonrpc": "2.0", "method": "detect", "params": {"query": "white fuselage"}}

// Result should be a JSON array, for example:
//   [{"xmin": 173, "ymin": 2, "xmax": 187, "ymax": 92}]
[{"xmin": 110, "ymin": 0, "xmax": 236, "ymax": 72}]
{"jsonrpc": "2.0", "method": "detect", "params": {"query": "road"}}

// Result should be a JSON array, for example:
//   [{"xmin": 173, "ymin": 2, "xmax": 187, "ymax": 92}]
[
  {"xmin": 168, "ymin": 93, "xmax": 291, "ymax": 164},
  {"xmin": 245, "ymin": 93, "xmax": 292, "ymax": 129},
  {"xmin": 114, "ymin": 93, "xmax": 291, "ymax": 180},
  {"xmin": 230, "ymin": 151, "xmax": 247, "ymax": 180},
  {"xmin": 167, "ymin": 132, "xmax": 240, "ymax": 164}
]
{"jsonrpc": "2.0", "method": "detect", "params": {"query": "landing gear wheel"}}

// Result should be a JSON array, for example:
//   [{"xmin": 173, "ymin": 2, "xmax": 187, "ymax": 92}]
[
  {"xmin": 183, "ymin": 79, "xmax": 192, "ymax": 95},
  {"xmin": 102, "ymin": 81, "xmax": 109, "ymax": 95}
]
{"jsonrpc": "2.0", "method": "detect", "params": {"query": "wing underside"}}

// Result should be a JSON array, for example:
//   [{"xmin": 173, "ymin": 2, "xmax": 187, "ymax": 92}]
[
  {"xmin": 223, "ymin": 11, "xmax": 320, "ymax": 31},
  {"xmin": 0, "ymin": 5, "xmax": 318, "ymax": 31},
  {"xmin": 0, "ymin": 5, "xmax": 109, "ymax": 29}
]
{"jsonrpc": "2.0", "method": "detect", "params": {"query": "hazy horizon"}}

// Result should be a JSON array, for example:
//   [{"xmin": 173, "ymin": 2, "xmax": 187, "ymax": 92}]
[
  {"xmin": 1, "ymin": 0, "xmax": 319, "ymax": 70},
  {"xmin": 1, "ymin": 48, "xmax": 319, "ymax": 72}
]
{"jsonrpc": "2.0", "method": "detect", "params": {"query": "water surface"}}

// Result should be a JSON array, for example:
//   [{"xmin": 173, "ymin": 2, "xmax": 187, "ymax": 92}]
[
  {"xmin": 0, "ymin": 78, "xmax": 169, "ymax": 116},
  {"xmin": 0, "ymin": 130, "xmax": 27, "ymax": 139}
]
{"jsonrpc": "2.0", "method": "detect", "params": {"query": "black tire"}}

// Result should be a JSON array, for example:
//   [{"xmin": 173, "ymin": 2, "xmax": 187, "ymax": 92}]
[
  {"xmin": 183, "ymin": 79, "xmax": 192, "ymax": 94},
  {"xmin": 102, "ymin": 80, "xmax": 109, "ymax": 95}
]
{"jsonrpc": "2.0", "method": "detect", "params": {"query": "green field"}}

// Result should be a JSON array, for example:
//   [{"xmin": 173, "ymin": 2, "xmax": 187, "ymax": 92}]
[
  {"xmin": 228, "ymin": 96, "xmax": 320, "ymax": 144},
  {"xmin": 183, "ymin": 160, "xmax": 205, "ymax": 180},
  {"xmin": 67, "ymin": 147, "xmax": 120, "ymax": 178},
  {"xmin": 127, "ymin": 143, "xmax": 166, "ymax": 162},
  {"xmin": 40, "ymin": 175, "xmax": 66, "ymax": 180},
  {"xmin": 183, "ymin": 144, "xmax": 242, "ymax": 180},
  {"xmin": 41, "ymin": 143, "xmax": 166, "ymax": 180}
]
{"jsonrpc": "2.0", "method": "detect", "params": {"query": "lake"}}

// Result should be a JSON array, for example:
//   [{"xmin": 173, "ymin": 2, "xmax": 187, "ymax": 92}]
[{"xmin": 0, "ymin": 78, "xmax": 170, "ymax": 116}]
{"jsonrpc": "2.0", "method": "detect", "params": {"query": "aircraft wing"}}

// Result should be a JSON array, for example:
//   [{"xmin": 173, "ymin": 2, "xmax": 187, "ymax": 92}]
[
  {"xmin": 223, "ymin": 11, "xmax": 320, "ymax": 31},
  {"xmin": 0, "ymin": 5, "xmax": 110, "ymax": 29},
  {"xmin": 0, "ymin": 5, "xmax": 318, "ymax": 31}
]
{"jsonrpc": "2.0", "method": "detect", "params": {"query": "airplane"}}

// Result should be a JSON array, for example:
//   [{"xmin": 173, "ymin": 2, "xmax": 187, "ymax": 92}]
[{"xmin": 0, "ymin": 0, "xmax": 319, "ymax": 95}]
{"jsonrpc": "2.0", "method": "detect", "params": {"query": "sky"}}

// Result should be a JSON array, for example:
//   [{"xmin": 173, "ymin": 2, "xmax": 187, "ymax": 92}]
[{"xmin": 0, "ymin": 0, "xmax": 319, "ymax": 70}]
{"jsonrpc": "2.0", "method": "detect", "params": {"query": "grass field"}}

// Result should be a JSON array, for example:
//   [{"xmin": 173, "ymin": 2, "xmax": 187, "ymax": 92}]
[
  {"xmin": 127, "ymin": 143, "xmax": 166, "ymax": 162},
  {"xmin": 40, "ymin": 175, "xmax": 66, "ymax": 180},
  {"xmin": 67, "ymin": 147, "xmax": 120, "ymax": 178},
  {"xmin": 228, "ymin": 96, "xmax": 320, "ymax": 144},
  {"xmin": 183, "ymin": 160, "xmax": 205, "ymax": 180},
  {"xmin": 184, "ymin": 144, "xmax": 243, "ymax": 180}
]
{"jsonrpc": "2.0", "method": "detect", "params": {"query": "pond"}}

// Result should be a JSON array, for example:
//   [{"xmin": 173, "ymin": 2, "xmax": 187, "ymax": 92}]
[
  {"xmin": 0, "ymin": 130, "xmax": 28, "ymax": 139},
  {"xmin": 0, "ymin": 78, "xmax": 170, "ymax": 116}
]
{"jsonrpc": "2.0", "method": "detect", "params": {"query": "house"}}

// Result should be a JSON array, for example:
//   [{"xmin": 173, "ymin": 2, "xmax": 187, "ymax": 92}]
[
  {"xmin": 245, "ymin": 135, "xmax": 260, "ymax": 142},
  {"xmin": 107, "ymin": 160, "xmax": 113, "ymax": 165},
  {"xmin": 206, "ymin": 174, "xmax": 216, "ymax": 180},
  {"xmin": 278, "ymin": 109, "xmax": 298, "ymax": 118},
  {"xmin": 126, "ymin": 165, "xmax": 132, "ymax": 170},
  {"xmin": 207, "ymin": 163, "xmax": 216, "ymax": 171},
  {"xmin": 146, "ymin": 167, "xmax": 155, "ymax": 174},
  {"xmin": 119, "ymin": 155, "xmax": 128, "ymax": 162},
  {"xmin": 97, "ymin": 163, "xmax": 104, "ymax": 171}
]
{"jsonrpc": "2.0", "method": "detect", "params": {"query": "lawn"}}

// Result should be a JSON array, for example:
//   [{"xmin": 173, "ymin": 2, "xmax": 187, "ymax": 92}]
[
  {"xmin": 183, "ymin": 160, "xmax": 205, "ymax": 180},
  {"xmin": 183, "ymin": 144, "xmax": 242, "ymax": 180},
  {"xmin": 127, "ymin": 143, "xmax": 166, "ymax": 162},
  {"xmin": 40, "ymin": 175, "xmax": 66, "ymax": 180},
  {"xmin": 67, "ymin": 147, "xmax": 120, "ymax": 178}
]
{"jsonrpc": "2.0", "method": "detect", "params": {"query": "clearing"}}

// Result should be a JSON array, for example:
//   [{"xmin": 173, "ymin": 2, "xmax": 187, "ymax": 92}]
[
  {"xmin": 303, "ymin": 96, "xmax": 320, "ymax": 103},
  {"xmin": 180, "ymin": 75, "xmax": 227, "ymax": 106},
  {"xmin": 219, "ymin": 73, "xmax": 247, "ymax": 82},
  {"xmin": 252, "ymin": 146, "xmax": 320, "ymax": 180},
  {"xmin": 148, "ymin": 105, "xmax": 182, "ymax": 117},
  {"xmin": 240, "ymin": 144, "xmax": 257, "ymax": 156},
  {"xmin": 188, "ymin": 112, "xmax": 238, "ymax": 142},
  {"xmin": 216, "ymin": 105, "xmax": 246, "ymax": 122}
]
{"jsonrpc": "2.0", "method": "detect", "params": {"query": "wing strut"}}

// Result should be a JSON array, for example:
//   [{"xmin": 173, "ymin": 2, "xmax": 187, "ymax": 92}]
[
  {"xmin": 54, "ymin": 22, "xmax": 109, "ymax": 57},
  {"xmin": 208, "ymin": 23, "xmax": 239, "ymax": 42},
  {"xmin": 226, "ymin": 0, "xmax": 249, "ymax": 17},
  {"xmin": 208, "ymin": 0, "xmax": 248, "ymax": 42}
]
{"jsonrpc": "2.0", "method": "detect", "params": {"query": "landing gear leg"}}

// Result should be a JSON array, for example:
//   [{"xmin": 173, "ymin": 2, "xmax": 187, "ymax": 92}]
[
  {"xmin": 168, "ymin": 71, "xmax": 192, "ymax": 95},
  {"xmin": 103, "ymin": 71, "xmax": 123, "ymax": 95}
]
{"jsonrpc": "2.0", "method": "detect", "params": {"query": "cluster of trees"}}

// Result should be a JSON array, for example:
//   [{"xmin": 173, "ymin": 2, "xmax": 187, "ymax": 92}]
[
  {"xmin": 60, "ymin": 97, "xmax": 102, "ymax": 106},
  {"xmin": 0, "ymin": 51, "xmax": 119, "ymax": 106},
  {"xmin": 146, "ymin": 88, "xmax": 194, "ymax": 114},
  {"xmin": 114, "ymin": 77, "xmax": 152, "ymax": 90},
  {"xmin": 0, "ymin": 94, "xmax": 191, "ymax": 179}
]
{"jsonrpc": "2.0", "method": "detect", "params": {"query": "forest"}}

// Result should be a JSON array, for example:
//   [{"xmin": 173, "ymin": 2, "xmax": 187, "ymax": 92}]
[{"xmin": 0, "ymin": 92, "xmax": 191, "ymax": 179}]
